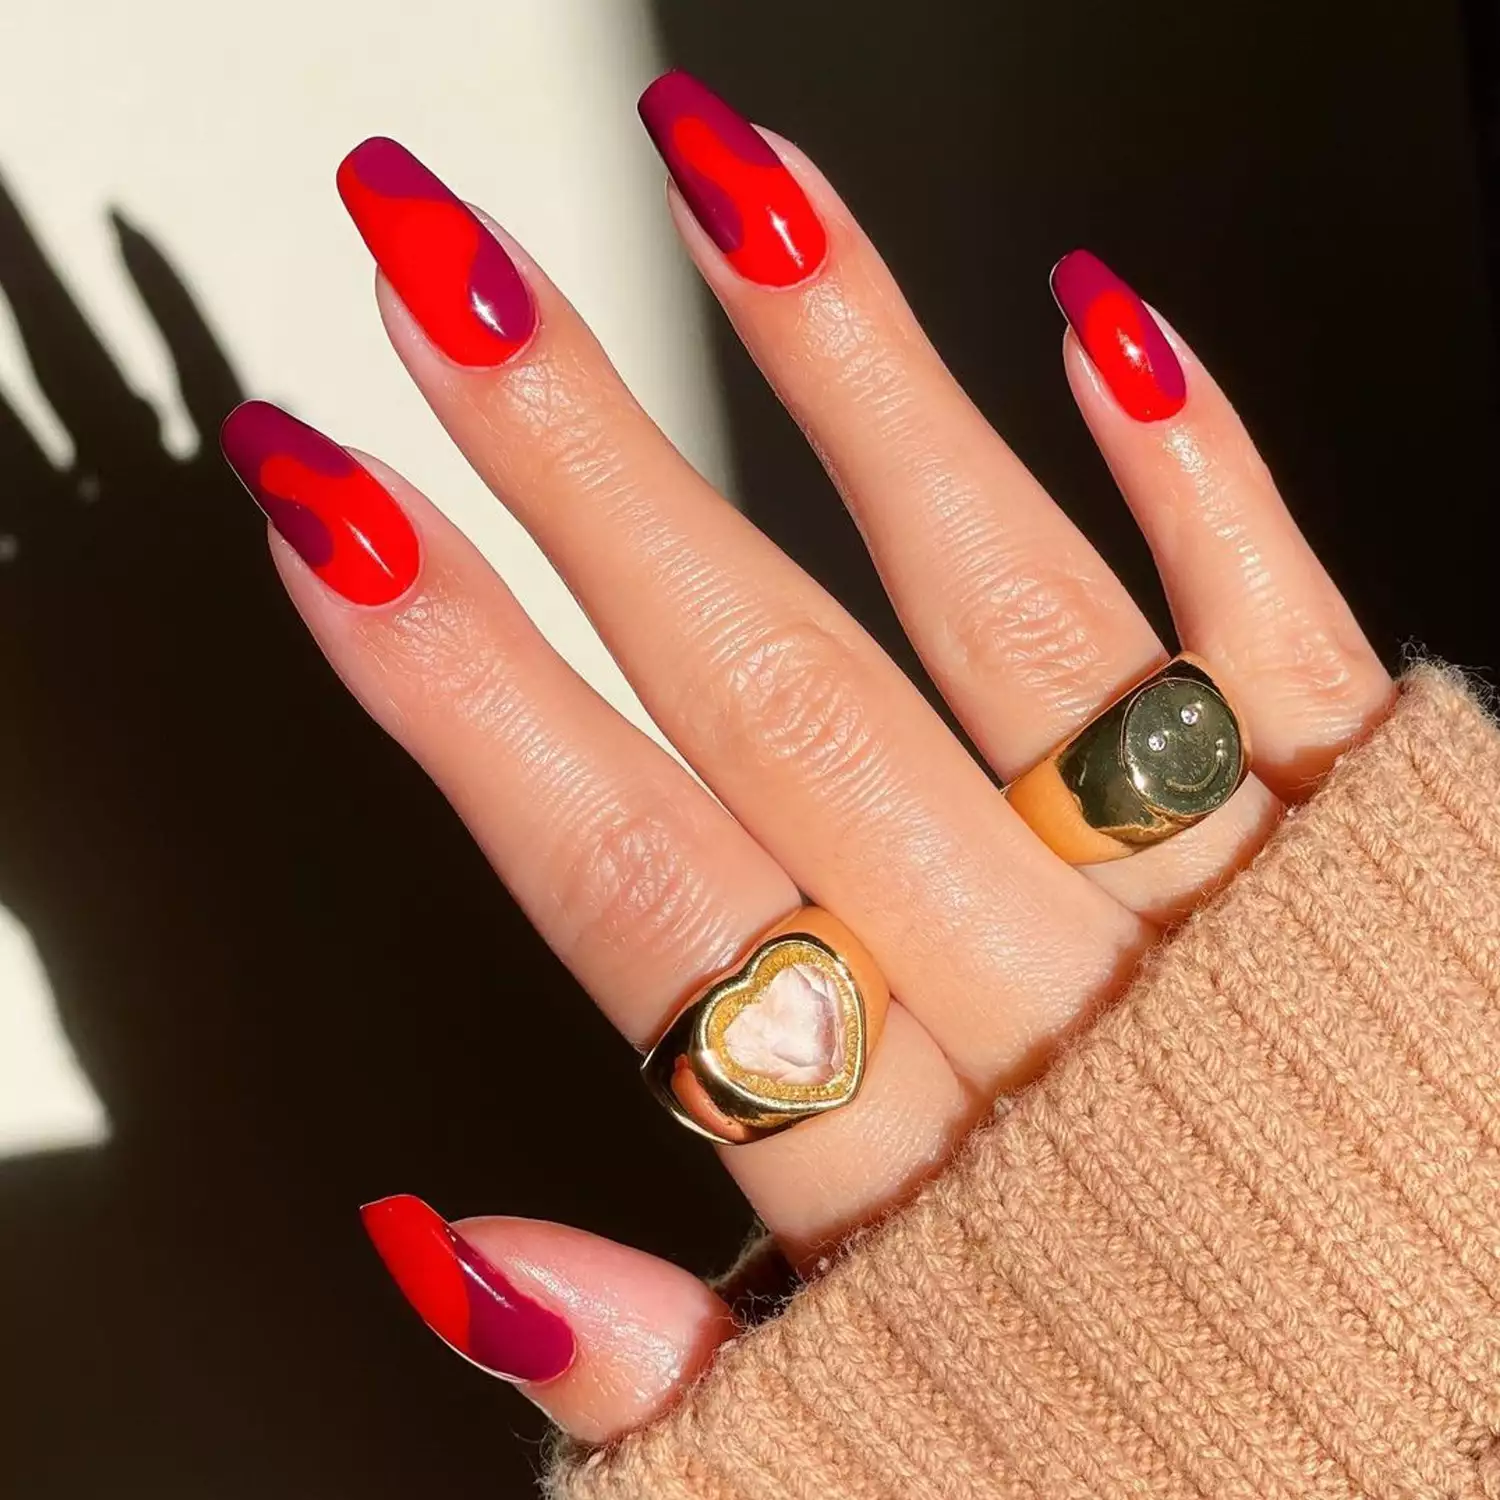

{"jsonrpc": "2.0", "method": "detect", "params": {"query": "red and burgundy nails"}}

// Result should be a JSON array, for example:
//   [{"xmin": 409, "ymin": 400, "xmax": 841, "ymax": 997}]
[
  {"xmin": 337, "ymin": 137, "xmax": 536, "ymax": 367},
  {"xmin": 1050, "ymin": 250, "xmax": 1186, "ymax": 422},
  {"xmin": 361, "ymin": 1195, "xmax": 575, "ymax": 1384},
  {"xmin": 221, "ymin": 401, "xmax": 419, "ymax": 605},
  {"xmin": 639, "ymin": 69, "xmax": 827, "ymax": 288}
]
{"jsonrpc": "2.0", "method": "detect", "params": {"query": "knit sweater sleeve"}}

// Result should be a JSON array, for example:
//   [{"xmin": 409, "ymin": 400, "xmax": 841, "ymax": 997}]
[{"xmin": 548, "ymin": 667, "xmax": 1500, "ymax": 1500}]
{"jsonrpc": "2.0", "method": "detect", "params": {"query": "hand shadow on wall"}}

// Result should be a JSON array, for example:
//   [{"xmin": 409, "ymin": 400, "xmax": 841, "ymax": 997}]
[{"xmin": 0, "ymin": 174, "xmax": 746, "ymax": 1497}]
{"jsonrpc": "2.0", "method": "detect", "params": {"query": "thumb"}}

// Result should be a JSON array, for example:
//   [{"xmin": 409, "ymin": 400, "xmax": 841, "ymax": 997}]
[{"xmin": 360, "ymin": 1195, "xmax": 734, "ymax": 1444}]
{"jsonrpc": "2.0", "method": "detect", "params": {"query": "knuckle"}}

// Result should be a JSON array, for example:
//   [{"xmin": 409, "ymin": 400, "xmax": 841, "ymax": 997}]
[
  {"xmin": 1249, "ymin": 611, "xmax": 1382, "ymax": 727},
  {"xmin": 695, "ymin": 615, "xmax": 884, "ymax": 789},
  {"xmin": 944, "ymin": 553, "xmax": 1115, "ymax": 721},
  {"xmin": 554, "ymin": 793, "xmax": 713, "ymax": 963}
]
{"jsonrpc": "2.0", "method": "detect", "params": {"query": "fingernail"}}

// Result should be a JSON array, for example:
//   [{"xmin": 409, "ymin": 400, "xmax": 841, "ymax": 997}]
[
  {"xmin": 337, "ymin": 137, "xmax": 536, "ymax": 367},
  {"xmin": 1050, "ymin": 250, "xmax": 1186, "ymax": 422},
  {"xmin": 220, "ymin": 401, "xmax": 419, "ymax": 605},
  {"xmin": 638, "ymin": 69, "xmax": 827, "ymax": 288},
  {"xmin": 360, "ymin": 1195, "xmax": 576, "ymax": 1384}
]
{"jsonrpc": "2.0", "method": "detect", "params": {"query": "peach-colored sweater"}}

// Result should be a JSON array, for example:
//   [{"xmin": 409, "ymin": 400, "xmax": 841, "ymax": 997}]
[{"xmin": 551, "ymin": 668, "xmax": 1500, "ymax": 1500}]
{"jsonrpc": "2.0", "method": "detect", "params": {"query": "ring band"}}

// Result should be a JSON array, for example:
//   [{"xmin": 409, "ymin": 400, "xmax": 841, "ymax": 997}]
[
  {"xmin": 642, "ymin": 907, "xmax": 889, "ymax": 1145},
  {"xmin": 1007, "ymin": 653, "xmax": 1249, "ymax": 864}
]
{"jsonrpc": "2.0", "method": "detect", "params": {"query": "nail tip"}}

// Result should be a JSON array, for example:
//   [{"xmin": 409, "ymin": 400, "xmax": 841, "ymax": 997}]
[
  {"xmin": 219, "ymin": 398, "xmax": 300, "ymax": 447},
  {"xmin": 636, "ymin": 69, "xmax": 683, "ymax": 132},
  {"xmin": 336, "ymin": 135, "xmax": 423, "ymax": 206},
  {"xmin": 358, "ymin": 1196, "xmax": 448, "ymax": 1278},
  {"xmin": 638, "ymin": 68, "xmax": 722, "ymax": 138},
  {"xmin": 359, "ymin": 1191, "xmax": 426, "ymax": 1222},
  {"xmin": 336, "ymin": 137, "xmax": 383, "ymax": 197},
  {"xmin": 342, "ymin": 133, "xmax": 401, "ymax": 165},
  {"xmin": 1050, "ymin": 246, "xmax": 1099, "ymax": 289},
  {"xmin": 638, "ymin": 65, "xmax": 693, "ymax": 103},
  {"xmin": 219, "ymin": 398, "xmax": 274, "ymax": 461},
  {"xmin": 218, "ymin": 399, "xmax": 248, "ymax": 449}
]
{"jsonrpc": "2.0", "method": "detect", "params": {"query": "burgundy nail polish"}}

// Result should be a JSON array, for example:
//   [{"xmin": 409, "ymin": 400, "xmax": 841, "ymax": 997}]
[
  {"xmin": 220, "ymin": 401, "xmax": 419, "ymax": 605},
  {"xmin": 361, "ymin": 1195, "xmax": 575, "ymax": 1384},
  {"xmin": 337, "ymin": 137, "xmax": 536, "ymax": 367},
  {"xmin": 639, "ymin": 69, "xmax": 827, "ymax": 287},
  {"xmin": 1051, "ymin": 250, "xmax": 1186, "ymax": 422}
]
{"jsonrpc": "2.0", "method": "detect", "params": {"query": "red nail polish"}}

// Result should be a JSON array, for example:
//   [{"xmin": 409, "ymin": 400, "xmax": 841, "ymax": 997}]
[
  {"xmin": 1051, "ymin": 250, "xmax": 1186, "ymax": 422},
  {"xmin": 337, "ymin": 137, "xmax": 536, "ymax": 368},
  {"xmin": 220, "ymin": 401, "xmax": 419, "ymax": 605},
  {"xmin": 361, "ymin": 1195, "xmax": 575, "ymax": 1384},
  {"xmin": 639, "ymin": 69, "xmax": 827, "ymax": 288}
]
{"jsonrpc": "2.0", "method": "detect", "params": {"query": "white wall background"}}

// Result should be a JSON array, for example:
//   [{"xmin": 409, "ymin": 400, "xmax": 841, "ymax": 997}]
[{"xmin": 0, "ymin": 0, "xmax": 727, "ymax": 1154}]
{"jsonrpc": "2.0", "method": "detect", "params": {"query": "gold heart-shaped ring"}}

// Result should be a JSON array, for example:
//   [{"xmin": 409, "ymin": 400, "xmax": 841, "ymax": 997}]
[{"xmin": 642, "ymin": 907, "xmax": 890, "ymax": 1144}]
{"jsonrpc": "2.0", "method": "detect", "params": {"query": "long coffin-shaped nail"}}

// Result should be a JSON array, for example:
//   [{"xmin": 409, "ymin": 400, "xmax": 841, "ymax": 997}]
[
  {"xmin": 1050, "ymin": 250, "xmax": 1186, "ymax": 422},
  {"xmin": 337, "ymin": 137, "xmax": 536, "ymax": 367},
  {"xmin": 638, "ymin": 69, "xmax": 827, "ymax": 288},
  {"xmin": 361, "ymin": 1195, "xmax": 576, "ymax": 1384},
  {"xmin": 221, "ymin": 401, "xmax": 419, "ymax": 605}
]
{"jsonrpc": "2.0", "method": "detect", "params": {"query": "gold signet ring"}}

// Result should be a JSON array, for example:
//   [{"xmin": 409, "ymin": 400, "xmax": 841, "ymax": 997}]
[
  {"xmin": 1006, "ymin": 654, "xmax": 1249, "ymax": 864},
  {"xmin": 642, "ymin": 907, "xmax": 889, "ymax": 1145}
]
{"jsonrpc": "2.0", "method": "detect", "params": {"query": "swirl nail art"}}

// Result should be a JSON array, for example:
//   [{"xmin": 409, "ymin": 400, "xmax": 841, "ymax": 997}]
[
  {"xmin": 220, "ymin": 401, "xmax": 419, "ymax": 605},
  {"xmin": 1050, "ymin": 250, "xmax": 1186, "ymax": 422},
  {"xmin": 337, "ymin": 137, "xmax": 536, "ymax": 367},
  {"xmin": 639, "ymin": 70, "xmax": 827, "ymax": 288},
  {"xmin": 361, "ymin": 1195, "xmax": 576, "ymax": 1384}
]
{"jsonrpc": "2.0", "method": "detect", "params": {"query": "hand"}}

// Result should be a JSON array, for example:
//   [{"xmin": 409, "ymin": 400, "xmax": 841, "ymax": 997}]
[{"xmin": 222, "ymin": 72, "xmax": 1392, "ymax": 1446}]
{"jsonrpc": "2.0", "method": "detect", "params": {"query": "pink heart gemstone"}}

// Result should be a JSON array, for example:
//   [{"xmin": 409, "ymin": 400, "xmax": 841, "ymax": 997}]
[{"xmin": 721, "ymin": 963, "xmax": 845, "ymax": 1086}]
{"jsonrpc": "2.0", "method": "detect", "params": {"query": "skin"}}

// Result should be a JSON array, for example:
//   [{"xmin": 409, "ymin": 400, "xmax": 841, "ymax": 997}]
[{"xmin": 269, "ymin": 128, "xmax": 1392, "ymax": 1441}]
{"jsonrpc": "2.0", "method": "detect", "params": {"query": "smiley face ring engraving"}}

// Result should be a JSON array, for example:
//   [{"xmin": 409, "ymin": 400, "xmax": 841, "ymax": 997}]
[{"xmin": 1005, "ymin": 655, "xmax": 1249, "ymax": 864}]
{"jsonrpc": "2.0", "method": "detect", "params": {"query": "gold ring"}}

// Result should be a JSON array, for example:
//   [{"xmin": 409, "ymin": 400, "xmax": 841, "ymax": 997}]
[
  {"xmin": 1006, "ymin": 653, "xmax": 1249, "ymax": 864},
  {"xmin": 642, "ymin": 907, "xmax": 889, "ymax": 1145}
]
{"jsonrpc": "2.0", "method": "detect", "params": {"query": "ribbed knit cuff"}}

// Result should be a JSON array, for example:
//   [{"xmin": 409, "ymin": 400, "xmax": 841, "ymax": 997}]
[{"xmin": 550, "ymin": 668, "xmax": 1500, "ymax": 1500}]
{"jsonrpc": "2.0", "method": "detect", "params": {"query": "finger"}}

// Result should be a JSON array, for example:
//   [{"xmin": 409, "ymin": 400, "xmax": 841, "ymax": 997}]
[
  {"xmin": 638, "ymin": 70, "xmax": 1162, "ymax": 781},
  {"xmin": 361, "ymin": 1194, "xmax": 733, "ymax": 1444},
  {"xmin": 1082, "ymin": 771, "xmax": 1283, "ymax": 925},
  {"xmin": 1056, "ymin": 250, "xmax": 1393, "ymax": 796},
  {"xmin": 221, "ymin": 402, "xmax": 975, "ymax": 1262},
  {"xmin": 636, "ymin": 76, "xmax": 1280, "ymax": 920},
  {"xmin": 338, "ymin": 137, "xmax": 1148, "ymax": 1094}
]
